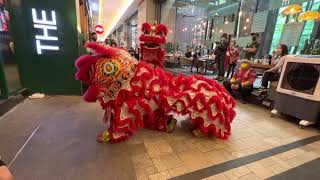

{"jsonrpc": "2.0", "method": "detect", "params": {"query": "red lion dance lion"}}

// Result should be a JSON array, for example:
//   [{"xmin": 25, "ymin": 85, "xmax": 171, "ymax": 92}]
[{"xmin": 75, "ymin": 24, "xmax": 236, "ymax": 143}]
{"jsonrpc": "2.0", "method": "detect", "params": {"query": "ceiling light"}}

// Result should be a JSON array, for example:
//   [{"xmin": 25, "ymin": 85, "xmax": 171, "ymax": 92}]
[
  {"xmin": 91, "ymin": 2, "xmax": 99, "ymax": 11},
  {"xmin": 246, "ymin": 18, "xmax": 250, "ymax": 22},
  {"xmin": 104, "ymin": 0, "xmax": 135, "ymax": 37}
]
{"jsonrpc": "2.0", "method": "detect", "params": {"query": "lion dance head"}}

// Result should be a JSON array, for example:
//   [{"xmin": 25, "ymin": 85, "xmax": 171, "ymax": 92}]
[
  {"xmin": 75, "ymin": 43, "xmax": 138, "ymax": 103},
  {"xmin": 139, "ymin": 21, "xmax": 168, "ymax": 68}
]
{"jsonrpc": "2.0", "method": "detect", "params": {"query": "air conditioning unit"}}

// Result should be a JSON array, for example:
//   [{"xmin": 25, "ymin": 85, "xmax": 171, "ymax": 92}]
[{"xmin": 275, "ymin": 55, "xmax": 320, "ymax": 126}]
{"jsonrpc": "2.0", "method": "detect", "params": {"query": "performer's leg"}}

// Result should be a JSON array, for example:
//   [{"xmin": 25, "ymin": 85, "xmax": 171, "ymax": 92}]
[{"xmin": 166, "ymin": 115, "xmax": 177, "ymax": 133}]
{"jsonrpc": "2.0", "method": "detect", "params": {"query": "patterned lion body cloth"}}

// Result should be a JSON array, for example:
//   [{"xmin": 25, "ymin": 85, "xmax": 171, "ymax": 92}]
[{"xmin": 75, "ymin": 42, "xmax": 236, "ymax": 143}]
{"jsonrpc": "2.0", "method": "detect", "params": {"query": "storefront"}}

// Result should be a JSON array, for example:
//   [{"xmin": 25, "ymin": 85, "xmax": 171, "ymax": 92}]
[{"xmin": 0, "ymin": 0, "xmax": 94, "ymax": 98}]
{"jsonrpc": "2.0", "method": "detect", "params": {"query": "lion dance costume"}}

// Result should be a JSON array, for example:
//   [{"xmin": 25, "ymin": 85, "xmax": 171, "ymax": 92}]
[{"xmin": 75, "ymin": 23, "xmax": 236, "ymax": 143}]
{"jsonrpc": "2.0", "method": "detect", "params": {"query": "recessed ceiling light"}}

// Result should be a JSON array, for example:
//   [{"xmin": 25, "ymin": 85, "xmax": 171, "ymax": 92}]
[{"xmin": 91, "ymin": 2, "xmax": 98, "ymax": 11}]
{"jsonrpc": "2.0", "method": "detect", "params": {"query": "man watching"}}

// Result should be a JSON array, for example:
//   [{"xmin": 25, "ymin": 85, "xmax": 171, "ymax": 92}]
[{"xmin": 243, "ymin": 33, "xmax": 260, "ymax": 60}]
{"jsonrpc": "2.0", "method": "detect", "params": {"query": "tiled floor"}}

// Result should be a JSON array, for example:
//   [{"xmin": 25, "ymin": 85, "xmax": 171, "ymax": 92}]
[{"xmin": 0, "ymin": 96, "xmax": 319, "ymax": 180}]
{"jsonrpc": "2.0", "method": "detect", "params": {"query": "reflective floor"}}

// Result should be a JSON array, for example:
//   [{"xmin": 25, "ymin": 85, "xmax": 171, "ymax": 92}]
[{"xmin": 0, "ymin": 96, "xmax": 319, "ymax": 180}]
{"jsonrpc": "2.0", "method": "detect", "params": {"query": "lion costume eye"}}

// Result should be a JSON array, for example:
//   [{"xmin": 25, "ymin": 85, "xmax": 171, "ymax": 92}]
[{"xmin": 103, "ymin": 62, "xmax": 115, "ymax": 75}]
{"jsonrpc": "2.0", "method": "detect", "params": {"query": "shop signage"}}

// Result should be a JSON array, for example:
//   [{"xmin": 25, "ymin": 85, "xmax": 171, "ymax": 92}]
[
  {"xmin": 95, "ymin": 25, "xmax": 104, "ymax": 34},
  {"xmin": 31, "ymin": 8, "xmax": 59, "ymax": 55}
]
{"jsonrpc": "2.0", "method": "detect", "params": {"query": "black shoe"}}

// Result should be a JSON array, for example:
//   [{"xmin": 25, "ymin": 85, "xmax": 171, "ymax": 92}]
[
  {"xmin": 258, "ymin": 86, "xmax": 267, "ymax": 91},
  {"xmin": 240, "ymin": 98, "xmax": 248, "ymax": 104}
]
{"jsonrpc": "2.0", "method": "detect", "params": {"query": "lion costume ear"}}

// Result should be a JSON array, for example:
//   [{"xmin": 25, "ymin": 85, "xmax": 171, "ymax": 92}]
[
  {"xmin": 141, "ymin": 22, "xmax": 151, "ymax": 33},
  {"xmin": 86, "ymin": 42, "xmax": 118, "ymax": 58},
  {"xmin": 156, "ymin": 24, "xmax": 168, "ymax": 36},
  {"xmin": 75, "ymin": 55, "xmax": 97, "ymax": 82}
]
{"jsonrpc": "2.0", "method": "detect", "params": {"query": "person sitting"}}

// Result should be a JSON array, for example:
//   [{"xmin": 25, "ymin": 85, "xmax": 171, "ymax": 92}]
[
  {"xmin": 225, "ymin": 40, "xmax": 240, "ymax": 79},
  {"xmin": 259, "ymin": 44, "xmax": 288, "ymax": 91},
  {"xmin": 0, "ymin": 159, "xmax": 13, "ymax": 180},
  {"xmin": 223, "ymin": 60, "xmax": 256, "ymax": 103}
]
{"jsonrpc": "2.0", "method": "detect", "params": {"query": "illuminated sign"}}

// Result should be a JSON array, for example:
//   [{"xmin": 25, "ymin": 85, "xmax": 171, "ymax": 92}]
[
  {"xmin": 95, "ymin": 25, "xmax": 104, "ymax": 34},
  {"xmin": 32, "ymin": 8, "xmax": 59, "ymax": 55}
]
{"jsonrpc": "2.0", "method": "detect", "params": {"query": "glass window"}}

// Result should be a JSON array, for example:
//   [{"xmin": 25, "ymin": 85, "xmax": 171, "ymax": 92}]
[
  {"xmin": 296, "ymin": 0, "xmax": 320, "ymax": 54},
  {"xmin": 238, "ymin": 0, "xmax": 258, "ymax": 37},
  {"xmin": 258, "ymin": 0, "xmax": 270, "ymax": 12},
  {"xmin": 269, "ymin": 7, "xmax": 287, "ymax": 54}
]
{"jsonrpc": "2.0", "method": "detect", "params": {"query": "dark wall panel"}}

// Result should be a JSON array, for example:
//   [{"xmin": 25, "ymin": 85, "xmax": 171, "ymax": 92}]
[{"xmin": 7, "ymin": 0, "xmax": 81, "ymax": 95}]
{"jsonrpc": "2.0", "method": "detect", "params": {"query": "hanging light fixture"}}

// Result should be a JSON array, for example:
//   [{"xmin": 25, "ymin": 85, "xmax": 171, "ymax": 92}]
[
  {"xmin": 282, "ymin": 4, "xmax": 302, "ymax": 16},
  {"xmin": 298, "ymin": 11, "xmax": 320, "ymax": 21}
]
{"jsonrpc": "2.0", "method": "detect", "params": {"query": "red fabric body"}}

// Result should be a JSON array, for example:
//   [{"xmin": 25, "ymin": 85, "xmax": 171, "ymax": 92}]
[{"xmin": 75, "ymin": 43, "xmax": 236, "ymax": 143}]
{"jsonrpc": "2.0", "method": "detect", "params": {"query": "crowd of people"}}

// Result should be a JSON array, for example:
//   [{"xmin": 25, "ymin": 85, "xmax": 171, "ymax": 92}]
[
  {"xmin": 184, "ymin": 32, "xmax": 289, "ymax": 103},
  {"xmin": 89, "ymin": 32, "xmax": 140, "ymax": 59},
  {"xmin": 89, "ymin": 31, "xmax": 289, "ymax": 103}
]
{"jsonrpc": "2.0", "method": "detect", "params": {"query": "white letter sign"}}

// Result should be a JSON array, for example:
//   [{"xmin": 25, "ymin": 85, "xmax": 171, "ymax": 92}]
[{"xmin": 32, "ymin": 8, "xmax": 59, "ymax": 55}]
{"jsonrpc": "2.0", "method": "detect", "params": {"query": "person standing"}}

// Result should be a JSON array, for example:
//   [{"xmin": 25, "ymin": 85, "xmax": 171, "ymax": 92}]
[
  {"xmin": 104, "ymin": 38, "xmax": 111, "ymax": 46},
  {"xmin": 215, "ymin": 33, "xmax": 229, "ymax": 81},
  {"xmin": 90, "ymin": 32, "xmax": 98, "ymax": 42},
  {"xmin": 225, "ymin": 40, "xmax": 240, "ymax": 79},
  {"xmin": 185, "ymin": 48, "xmax": 192, "ymax": 58},
  {"xmin": 243, "ymin": 33, "xmax": 260, "ymax": 60},
  {"xmin": 86, "ymin": 32, "xmax": 98, "ymax": 54}
]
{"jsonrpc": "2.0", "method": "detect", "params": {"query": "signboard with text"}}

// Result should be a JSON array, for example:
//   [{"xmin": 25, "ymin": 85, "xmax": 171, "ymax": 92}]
[{"xmin": 7, "ymin": 0, "xmax": 81, "ymax": 94}]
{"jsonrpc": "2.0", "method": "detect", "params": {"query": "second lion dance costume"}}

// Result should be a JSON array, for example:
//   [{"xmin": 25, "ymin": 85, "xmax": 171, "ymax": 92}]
[{"xmin": 75, "ymin": 22, "xmax": 236, "ymax": 143}]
